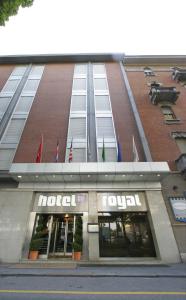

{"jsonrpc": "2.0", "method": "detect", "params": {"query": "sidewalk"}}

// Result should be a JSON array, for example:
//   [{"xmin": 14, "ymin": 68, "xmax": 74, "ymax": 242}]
[{"xmin": 0, "ymin": 262, "xmax": 186, "ymax": 278}]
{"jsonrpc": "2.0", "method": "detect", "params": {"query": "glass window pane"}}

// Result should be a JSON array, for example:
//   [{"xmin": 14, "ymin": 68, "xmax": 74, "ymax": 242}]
[
  {"xmin": 97, "ymin": 117, "xmax": 115, "ymax": 138},
  {"xmin": 29, "ymin": 66, "xmax": 44, "ymax": 77},
  {"xmin": 15, "ymin": 96, "xmax": 34, "ymax": 113},
  {"xmin": 23, "ymin": 79, "xmax": 40, "ymax": 92},
  {"xmin": 71, "ymin": 95, "xmax": 86, "ymax": 111},
  {"xmin": 98, "ymin": 147, "xmax": 117, "ymax": 162},
  {"xmin": 95, "ymin": 95, "xmax": 111, "ymax": 111},
  {"xmin": 12, "ymin": 66, "xmax": 27, "ymax": 76},
  {"xmin": 68, "ymin": 118, "xmax": 86, "ymax": 138},
  {"xmin": 73, "ymin": 78, "xmax": 86, "ymax": 90},
  {"xmin": 3, "ymin": 79, "xmax": 20, "ymax": 93},
  {"xmin": 0, "ymin": 97, "xmax": 11, "ymax": 115},
  {"xmin": 74, "ymin": 65, "xmax": 87, "ymax": 75},
  {"xmin": 94, "ymin": 78, "xmax": 108, "ymax": 90},
  {"xmin": 65, "ymin": 148, "xmax": 86, "ymax": 162},
  {"xmin": 2, "ymin": 119, "xmax": 25, "ymax": 143},
  {"xmin": 0, "ymin": 149, "xmax": 15, "ymax": 170},
  {"xmin": 93, "ymin": 64, "xmax": 105, "ymax": 74}
]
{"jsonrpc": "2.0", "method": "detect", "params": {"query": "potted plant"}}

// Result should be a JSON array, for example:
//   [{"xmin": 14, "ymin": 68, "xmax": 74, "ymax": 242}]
[
  {"xmin": 28, "ymin": 215, "xmax": 47, "ymax": 260},
  {"xmin": 28, "ymin": 238, "xmax": 42, "ymax": 260},
  {"xmin": 73, "ymin": 216, "xmax": 83, "ymax": 260}
]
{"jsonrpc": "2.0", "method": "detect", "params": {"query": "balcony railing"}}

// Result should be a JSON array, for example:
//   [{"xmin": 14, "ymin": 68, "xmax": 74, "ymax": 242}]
[
  {"xmin": 172, "ymin": 68, "xmax": 186, "ymax": 82},
  {"xmin": 149, "ymin": 84, "xmax": 180, "ymax": 105},
  {"xmin": 175, "ymin": 153, "xmax": 186, "ymax": 179}
]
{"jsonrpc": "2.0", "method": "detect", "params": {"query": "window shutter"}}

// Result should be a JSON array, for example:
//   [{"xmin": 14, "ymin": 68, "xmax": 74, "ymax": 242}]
[
  {"xmin": 71, "ymin": 95, "xmax": 86, "ymax": 111},
  {"xmin": 97, "ymin": 117, "xmax": 115, "ymax": 138},
  {"xmin": 2, "ymin": 119, "xmax": 25, "ymax": 143},
  {"xmin": 95, "ymin": 95, "xmax": 110, "ymax": 111},
  {"xmin": 0, "ymin": 149, "xmax": 15, "ymax": 169},
  {"xmin": 68, "ymin": 118, "xmax": 86, "ymax": 139},
  {"xmin": 15, "ymin": 96, "xmax": 34, "ymax": 113}
]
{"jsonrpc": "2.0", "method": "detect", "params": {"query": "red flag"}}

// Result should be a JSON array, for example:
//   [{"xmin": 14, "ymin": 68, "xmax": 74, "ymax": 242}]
[
  {"xmin": 36, "ymin": 135, "xmax": 43, "ymax": 163},
  {"xmin": 68, "ymin": 139, "xmax": 73, "ymax": 163}
]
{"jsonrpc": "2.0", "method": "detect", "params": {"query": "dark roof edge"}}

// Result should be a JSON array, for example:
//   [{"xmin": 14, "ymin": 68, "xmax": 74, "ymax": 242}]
[
  {"xmin": 0, "ymin": 53, "xmax": 125, "ymax": 64},
  {"xmin": 124, "ymin": 55, "xmax": 186, "ymax": 65}
]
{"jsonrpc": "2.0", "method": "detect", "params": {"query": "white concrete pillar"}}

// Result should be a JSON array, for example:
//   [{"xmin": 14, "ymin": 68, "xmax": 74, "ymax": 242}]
[{"xmin": 88, "ymin": 191, "xmax": 99, "ymax": 260}]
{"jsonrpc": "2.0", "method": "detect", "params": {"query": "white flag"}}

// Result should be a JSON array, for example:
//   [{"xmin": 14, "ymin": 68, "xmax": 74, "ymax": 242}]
[{"xmin": 133, "ymin": 136, "xmax": 139, "ymax": 162}]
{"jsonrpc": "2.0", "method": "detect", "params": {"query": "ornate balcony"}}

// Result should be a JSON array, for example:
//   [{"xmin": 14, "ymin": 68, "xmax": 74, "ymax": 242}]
[
  {"xmin": 149, "ymin": 83, "xmax": 180, "ymax": 105},
  {"xmin": 175, "ymin": 153, "xmax": 186, "ymax": 179},
  {"xmin": 172, "ymin": 68, "xmax": 186, "ymax": 82}
]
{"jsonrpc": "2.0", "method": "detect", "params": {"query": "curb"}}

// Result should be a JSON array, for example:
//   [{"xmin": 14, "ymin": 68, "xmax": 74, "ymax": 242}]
[{"xmin": 1, "ymin": 273, "xmax": 186, "ymax": 278}]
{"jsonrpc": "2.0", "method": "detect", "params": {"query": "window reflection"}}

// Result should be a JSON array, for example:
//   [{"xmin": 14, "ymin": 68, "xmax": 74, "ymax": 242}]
[{"xmin": 99, "ymin": 212, "xmax": 156, "ymax": 257}]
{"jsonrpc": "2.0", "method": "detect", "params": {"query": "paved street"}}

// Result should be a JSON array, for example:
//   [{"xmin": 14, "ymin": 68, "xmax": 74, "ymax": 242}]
[{"xmin": 0, "ymin": 263, "xmax": 186, "ymax": 300}]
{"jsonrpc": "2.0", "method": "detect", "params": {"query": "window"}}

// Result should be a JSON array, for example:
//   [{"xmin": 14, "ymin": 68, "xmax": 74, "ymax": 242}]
[
  {"xmin": 93, "ymin": 64, "xmax": 106, "ymax": 74},
  {"xmin": 95, "ymin": 95, "xmax": 111, "ymax": 111},
  {"xmin": 11, "ymin": 66, "xmax": 27, "ymax": 76},
  {"xmin": 0, "ymin": 97, "xmax": 12, "ymax": 119},
  {"xmin": 68, "ymin": 118, "xmax": 86, "ymax": 139},
  {"xmin": 2, "ymin": 79, "xmax": 20, "ymax": 93},
  {"xmin": 74, "ymin": 64, "xmax": 87, "ymax": 75},
  {"xmin": 73, "ymin": 78, "xmax": 86, "ymax": 90},
  {"xmin": 23, "ymin": 79, "xmax": 40, "ymax": 92},
  {"xmin": 161, "ymin": 106, "xmax": 176, "ymax": 121},
  {"xmin": 65, "ymin": 148, "xmax": 86, "ymax": 162},
  {"xmin": 94, "ymin": 78, "xmax": 108, "ymax": 90},
  {"xmin": 96, "ymin": 117, "xmax": 115, "ymax": 138},
  {"xmin": 98, "ymin": 147, "xmax": 117, "ymax": 162},
  {"xmin": 1, "ymin": 119, "xmax": 25, "ymax": 144},
  {"xmin": 15, "ymin": 96, "xmax": 34, "ymax": 113},
  {"xmin": 71, "ymin": 95, "xmax": 86, "ymax": 111},
  {"xmin": 29, "ymin": 66, "xmax": 44, "ymax": 77},
  {"xmin": 0, "ymin": 149, "xmax": 15, "ymax": 170},
  {"xmin": 144, "ymin": 67, "xmax": 155, "ymax": 76}
]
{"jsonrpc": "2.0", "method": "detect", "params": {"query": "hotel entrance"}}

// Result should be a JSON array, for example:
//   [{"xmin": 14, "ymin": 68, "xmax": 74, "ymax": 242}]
[{"xmin": 30, "ymin": 214, "xmax": 76, "ymax": 259}]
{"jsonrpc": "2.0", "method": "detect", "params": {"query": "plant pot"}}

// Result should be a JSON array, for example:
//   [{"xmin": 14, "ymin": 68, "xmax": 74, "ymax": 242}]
[
  {"xmin": 28, "ymin": 250, "xmax": 39, "ymax": 260},
  {"xmin": 72, "ymin": 251, "xmax": 81, "ymax": 260}
]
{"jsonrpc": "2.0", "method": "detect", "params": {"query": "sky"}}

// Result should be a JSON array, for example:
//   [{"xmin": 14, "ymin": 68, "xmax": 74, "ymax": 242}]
[{"xmin": 0, "ymin": 0, "xmax": 185, "ymax": 56}]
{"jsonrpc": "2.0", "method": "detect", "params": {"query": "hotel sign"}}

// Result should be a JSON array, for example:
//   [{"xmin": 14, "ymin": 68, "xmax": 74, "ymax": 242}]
[
  {"xmin": 97, "ymin": 192, "xmax": 147, "ymax": 212},
  {"xmin": 33, "ymin": 193, "xmax": 88, "ymax": 212}
]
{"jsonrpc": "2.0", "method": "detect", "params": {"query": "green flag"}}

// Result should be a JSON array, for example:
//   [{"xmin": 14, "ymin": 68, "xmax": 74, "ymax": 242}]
[{"xmin": 102, "ymin": 138, "xmax": 105, "ymax": 162}]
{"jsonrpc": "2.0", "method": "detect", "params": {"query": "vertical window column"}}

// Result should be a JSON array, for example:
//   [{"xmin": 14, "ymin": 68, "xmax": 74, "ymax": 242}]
[
  {"xmin": 93, "ymin": 64, "xmax": 117, "ymax": 162},
  {"xmin": 0, "ymin": 65, "xmax": 44, "ymax": 170},
  {"xmin": 65, "ymin": 64, "xmax": 87, "ymax": 162}
]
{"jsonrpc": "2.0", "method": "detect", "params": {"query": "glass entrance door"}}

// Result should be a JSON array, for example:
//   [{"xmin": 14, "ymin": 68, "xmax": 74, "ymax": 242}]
[{"xmin": 49, "ymin": 215, "xmax": 74, "ymax": 258}]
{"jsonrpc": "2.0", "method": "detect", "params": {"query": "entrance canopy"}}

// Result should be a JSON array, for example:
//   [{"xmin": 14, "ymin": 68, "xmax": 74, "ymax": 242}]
[{"xmin": 9, "ymin": 162, "xmax": 170, "ymax": 183}]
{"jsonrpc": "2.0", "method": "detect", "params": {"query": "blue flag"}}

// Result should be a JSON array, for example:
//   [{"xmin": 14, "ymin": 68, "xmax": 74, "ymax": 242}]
[{"xmin": 117, "ymin": 140, "xmax": 122, "ymax": 162}]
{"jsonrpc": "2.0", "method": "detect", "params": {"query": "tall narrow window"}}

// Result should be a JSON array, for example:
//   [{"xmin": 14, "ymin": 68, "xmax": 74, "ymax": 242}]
[
  {"xmin": 65, "ymin": 64, "xmax": 87, "ymax": 162},
  {"xmin": 93, "ymin": 64, "xmax": 117, "ymax": 162}
]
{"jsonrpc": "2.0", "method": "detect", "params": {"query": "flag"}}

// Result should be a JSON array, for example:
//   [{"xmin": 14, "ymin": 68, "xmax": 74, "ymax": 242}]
[
  {"xmin": 55, "ymin": 140, "xmax": 59, "ymax": 162},
  {"xmin": 117, "ymin": 139, "xmax": 122, "ymax": 162},
  {"xmin": 68, "ymin": 139, "xmax": 73, "ymax": 163},
  {"xmin": 36, "ymin": 135, "xmax": 43, "ymax": 163},
  {"xmin": 133, "ymin": 136, "xmax": 139, "ymax": 162},
  {"xmin": 102, "ymin": 137, "xmax": 105, "ymax": 162}
]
